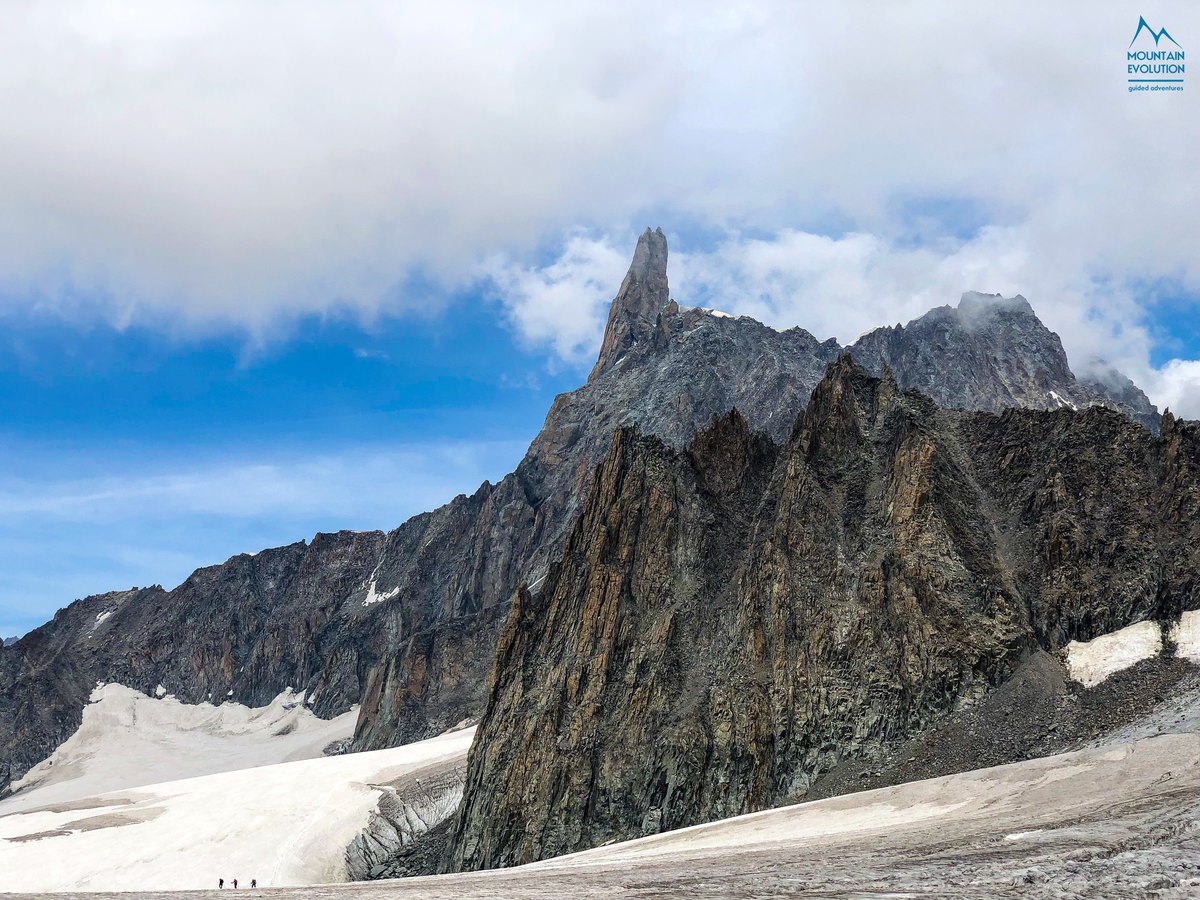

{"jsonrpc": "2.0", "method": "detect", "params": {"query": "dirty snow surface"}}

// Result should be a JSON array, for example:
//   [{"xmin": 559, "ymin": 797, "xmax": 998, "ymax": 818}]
[
  {"xmin": 8, "ymin": 732, "xmax": 1200, "ymax": 899},
  {"xmin": 2, "ymin": 684, "xmax": 359, "ymax": 816},
  {"xmin": 1066, "ymin": 620, "xmax": 1163, "ymax": 687},
  {"xmin": 0, "ymin": 727, "xmax": 474, "ymax": 893}
]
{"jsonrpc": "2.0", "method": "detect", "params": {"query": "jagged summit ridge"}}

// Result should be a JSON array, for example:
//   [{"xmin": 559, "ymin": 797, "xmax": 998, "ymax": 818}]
[
  {"xmin": 590, "ymin": 230, "xmax": 1156, "ymax": 428},
  {"xmin": 955, "ymin": 289, "xmax": 1036, "ymax": 323},
  {"xmin": 847, "ymin": 288, "xmax": 1159, "ymax": 429}
]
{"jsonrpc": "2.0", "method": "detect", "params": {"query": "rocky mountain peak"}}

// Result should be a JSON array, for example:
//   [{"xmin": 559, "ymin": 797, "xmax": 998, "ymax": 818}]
[
  {"xmin": 589, "ymin": 227, "xmax": 671, "ymax": 380},
  {"xmin": 848, "ymin": 292, "xmax": 1160, "ymax": 431},
  {"xmin": 445, "ymin": 357, "xmax": 1200, "ymax": 872},
  {"xmin": 0, "ymin": 227, "xmax": 1170, "ymax": 804}
]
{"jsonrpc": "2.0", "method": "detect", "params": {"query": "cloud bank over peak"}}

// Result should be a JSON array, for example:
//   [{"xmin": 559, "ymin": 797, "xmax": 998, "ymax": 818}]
[{"xmin": 0, "ymin": 1, "xmax": 1197, "ymax": 412}]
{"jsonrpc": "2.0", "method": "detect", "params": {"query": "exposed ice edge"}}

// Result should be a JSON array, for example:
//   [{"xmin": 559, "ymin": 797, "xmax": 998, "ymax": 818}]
[
  {"xmin": 344, "ymin": 769, "xmax": 466, "ymax": 880},
  {"xmin": 1065, "ymin": 611, "xmax": 1200, "ymax": 687}
]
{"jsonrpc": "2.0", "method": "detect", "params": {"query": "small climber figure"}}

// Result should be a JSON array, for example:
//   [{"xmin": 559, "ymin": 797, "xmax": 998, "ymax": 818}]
[
  {"xmin": 251, "ymin": 880, "xmax": 257, "ymax": 889},
  {"xmin": 219, "ymin": 878, "xmax": 224, "ymax": 889},
  {"xmin": 233, "ymin": 879, "xmax": 238, "ymax": 889}
]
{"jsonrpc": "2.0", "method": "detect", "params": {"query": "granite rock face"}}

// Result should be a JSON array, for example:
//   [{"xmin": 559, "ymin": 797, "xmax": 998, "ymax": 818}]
[
  {"xmin": 0, "ymin": 228, "xmax": 1160, "ymax": 796},
  {"xmin": 590, "ymin": 226, "xmax": 672, "ymax": 380},
  {"xmin": 351, "ymin": 228, "xmax": 845, "ymax": 751},
  {"xmin": 446, "ymin": 358, "xmax": 1198, "ymax": 871}
]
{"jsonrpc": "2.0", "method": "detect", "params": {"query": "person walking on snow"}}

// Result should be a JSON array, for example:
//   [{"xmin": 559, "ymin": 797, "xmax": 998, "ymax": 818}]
[
  {"xmin": 233, "ymin": 879, "xmax": 238, "ymax": 888},
  {"xmin": 219, "ymin": 879, "xmax": 224, "ymax": 889},
  {"xmin": 251, "ymin": 880, "xmax": 257, "ymax": 888}
]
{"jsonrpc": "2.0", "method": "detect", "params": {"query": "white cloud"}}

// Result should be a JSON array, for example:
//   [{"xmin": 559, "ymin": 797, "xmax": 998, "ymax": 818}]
[
  {"xmin": 0, "ymin": 2, "xmax": 1197, "ymax": 333},
  {"xmin": 482, "ymin": 233, "xmax": 628, "ymax": 366},
  {"xmin": 1146, "ymin": 360, "xmax": 1200, "ymax": 419},
  {"xmin": 0, "ymin": 1, "xmax": 687, "ymax": 330},
  {"xmin": 672, "ymin": 226, "xmax": 1154, "ymax": 369},
  {"xmin": 492, "ymin": 224, "xmax": 1197, "ymax": 417},
  {"xmin": 0, "ymin": 2, "xmax": 1197, "ymax": 408}
]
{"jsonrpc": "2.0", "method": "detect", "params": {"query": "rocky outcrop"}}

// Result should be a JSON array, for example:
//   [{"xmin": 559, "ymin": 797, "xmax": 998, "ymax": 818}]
[
  {"xmin": 589, "ymin": 227, "xmax": 671, "ymax": 380},
  {"xmin": 446, "ymin": 357, "xmax": 1198, "ymax": 871},
  {"xmin": 0, "ymin": 229, "xmax": 1161, "ymax": 796}
]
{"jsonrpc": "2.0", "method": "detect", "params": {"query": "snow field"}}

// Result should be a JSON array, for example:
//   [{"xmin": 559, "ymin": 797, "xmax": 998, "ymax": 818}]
[
  {"xmin": 3, "ymin": 684, "xmax": 360, "ymax": 816},
  {"xmin": 0, "ymin": 727, "xmax": 475, "ymax": 893},
  {"xmin": 534, "ymin": 733, "xmax": 1200, "ymax": 872}
]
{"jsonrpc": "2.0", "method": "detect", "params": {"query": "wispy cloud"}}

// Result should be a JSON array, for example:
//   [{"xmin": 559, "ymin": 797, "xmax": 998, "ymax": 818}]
[
  {"xmin": 481, "ymin": 233, "xmax": 629, "ymax": 367},
  {"xmin": 0, "ymin": 441, "xmax": 525, "ymax": 523}
]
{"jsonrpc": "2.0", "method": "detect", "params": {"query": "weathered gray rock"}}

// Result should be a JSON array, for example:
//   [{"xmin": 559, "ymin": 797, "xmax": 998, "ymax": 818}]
[
  {"xmin": 445, "ymin": 358, "xmax": 1198, "ymax": 871},
  {"xmin": 0, "ymin": 531, "xmax": 386, "ymax": 795},
  {"xmin": 590, "ymin": 226, "xmax": 671, "ymax": 380}
]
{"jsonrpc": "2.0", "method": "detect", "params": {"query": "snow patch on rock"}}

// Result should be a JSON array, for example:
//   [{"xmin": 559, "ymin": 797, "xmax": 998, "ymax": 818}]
[
  {"xmin": 1048, "ymin": 390, "xmax": 1079, "ymax": 412},
  {"xmin": 1170, "ymin": 610, "xmax": 1200, "ymax": 663},
  {"xmin": 1066, "ymin": 621, "xmax": 1162, "ymax": 687},
  {"xmin": 679, "ymin": 304, "xmax": 734, "ymax": 319},
  {"xmin": 362, "ymin": 577, "xmax": 400, "ymax": 608}
]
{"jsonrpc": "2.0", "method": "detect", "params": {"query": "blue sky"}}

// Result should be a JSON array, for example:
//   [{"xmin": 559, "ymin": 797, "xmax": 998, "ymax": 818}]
[
  {"xmin": 0, "ymin": 297, "xmax": 583, "ymax": 637},
  {"xmin": 2, "ymin": 2, "xmax": 1199, "ymax": 636}
]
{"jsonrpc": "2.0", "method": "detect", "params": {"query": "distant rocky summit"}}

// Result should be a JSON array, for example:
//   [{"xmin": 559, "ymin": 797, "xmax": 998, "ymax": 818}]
[
  {"xmin": 446, "ymin": 359, "xmax": 1199, "ymax": 871},
  {"xmin": 0, "ymin": 228, "xmax": 1161, "ymax": 799},
  {"xmin": 850, "ymin": 292, "xmax": 1158, "ymax": 430}
]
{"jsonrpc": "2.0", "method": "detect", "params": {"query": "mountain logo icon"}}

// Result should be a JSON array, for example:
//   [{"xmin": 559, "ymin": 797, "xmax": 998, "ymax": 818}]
[{"xmin": 1129, "ymin": 16, "xmax": 1181, "ymax": 49}]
